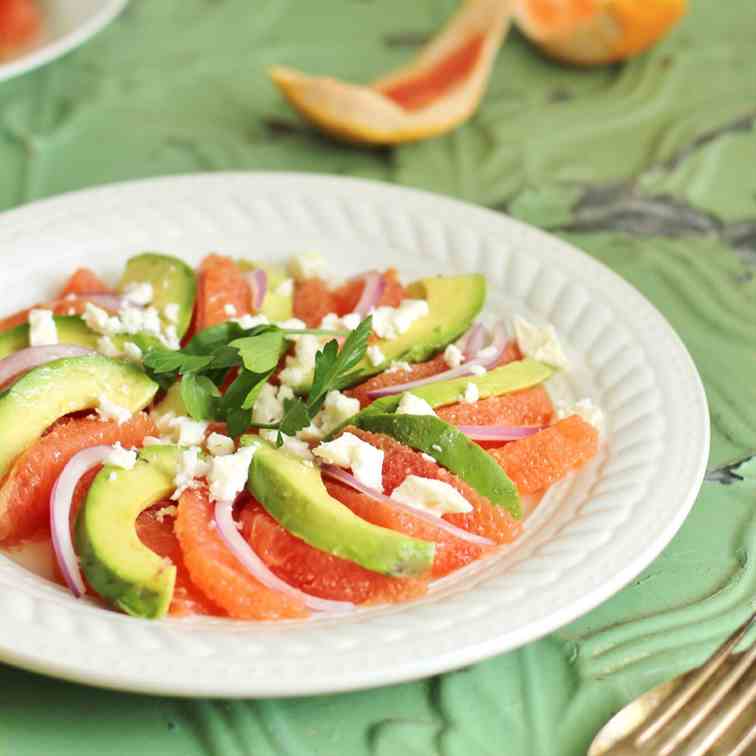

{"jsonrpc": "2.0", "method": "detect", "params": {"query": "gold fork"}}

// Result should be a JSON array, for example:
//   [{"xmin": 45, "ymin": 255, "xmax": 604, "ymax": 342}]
[{"xmin": 589, "ymin": 611, "xmax": 756, "ymax": 755}]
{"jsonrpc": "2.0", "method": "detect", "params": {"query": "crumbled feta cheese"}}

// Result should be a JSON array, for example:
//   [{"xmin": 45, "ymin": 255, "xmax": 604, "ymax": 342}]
[
  {"xmin": 123, "ymin": 341, "xmax": 143, "ymax": 363},
  {"xmin": 320, "ymin": 312, "xmax": 361, "ymax": 332},
  {"xmin": 262, "ymin": 431, "xmax": 314, "ymax": 461},
  {"xmin": 313, "ymin": 432, "xmax": 384, "ymax": 492},
  {"xmin": 288, "ymin": 252, "xmax": 327, "ymax": 281},
  {"xmin": 462, "ymin": 383, "xmax": 480, "ymax": 404},
  {"xmin": 105, "ymin": 442, "xmax": 137, "ymax": 470},
  {"xmin": 555, "ymin": 398, "xmax": 604, "ymax": 431},
  {"xmin": 341, "ymin": 313, "xmax": 361, "ymax": 331},
  {"xmin": 28, "ymin": 309, "xmax": 58, "ymax": 346},
  {"xmin": 163, "ymin": 303, "xmax": 180, "ymax": 324},
  {"xmin": 371, "ymin": 299, "xmax": 430, "ymax": 341},
  {"xmin": 386, "ymin": 361, "xmax": 412, "ymax": 374},
  {"xmin": 123, "ymin": 282, "xmax": 154, "ymax": 307},
  {"xmin": 279, "ymin": 334, "xmax": 320, "ymax": 388},
  {"xmin": 84, "ymin": 300, "xmax": 179, "ymax": 350},
  {"xmin": 420, "ymin": 452, "xmax": 437, "ymax": 464},
  {"xmin": 469, "ymin": 364, "xmax": 487, "ymax": 376},
  {"xmin": 431, "ymin": 443, "xmax": 443, "ymax": 453},
  {"xmin": 444, "ymin": 343, "xmax": 464, "ymax": 369},
  {"xmin": 233, "ymin": 313, "xmax": 270, "ymax": 330},
  {"xmin": 396, "ymin": 392, "xmax": 436, "ymax": 417},
  {"xmin": 275, "ymin": 278, "xmax": 294, "ymax": 297},
  {"xmin": 96, "ymin": 395, "xmax": 132, "ymax": 424},
  {"xmin": 252, "ymin": 383, "xmax": 285, "ymax": 425},
  {"xmin": 476, "ymin": 345, "xmax": 498, "ymax": 361},
  {"xmin": 391, "ymin": 476, "xmax": 472, "ymax": 517},
  {"xmin": 367, "ymin": 345, "xmax": 386, "ymax": 367},
  {"xmin": 97, "ymin": 335, "xmax": 121, "ymax": 358},
  {"xmin": 276, "ymin": 317, "xmax": 307, "ymax": 331},
  {"xmin": 172, "ymin": 446, "xmax": 211, "ymax": 500},
  {"xmin": 207, "ymin": 445, "xmax": 257, "ymax": 502},
  {"xmin": 83, "ymin": 303, "xmax": 121, "ymax": 336},
  {"xmin": 298, "ymin": 390, "xmax": 360, "ymax": 441},
  {"xmin": 513, "ymin": 316, "xmax": 569, "ymax": 369},
  {"xmin": 206, "ymin": 432, "xmax": 235, "ymax": 457},
  {"xmin": 169, "ymin": 416, "xmax": 208, "ymax": 446},
  {"xmin": 223, "ymin": 303, "xmax": 237, "ymax": 317},
  {"xmin": 154, "ymin": 505, "xmax": 178, "ymax": 523}
]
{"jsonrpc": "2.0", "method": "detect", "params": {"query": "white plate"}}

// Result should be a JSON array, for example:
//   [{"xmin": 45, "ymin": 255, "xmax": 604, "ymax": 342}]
[
  {"xmin": 0, "ymin": 0, "xmax": 126, "ymax": 82},
  {"xmin": 0, "ymin": 173, "xmax": 709, "ymax": 698}
]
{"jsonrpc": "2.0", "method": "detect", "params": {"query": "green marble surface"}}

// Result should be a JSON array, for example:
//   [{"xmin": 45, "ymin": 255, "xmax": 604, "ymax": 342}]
[{"xmin": 1, "ymin": 1, "xmax": 755, "ymax": 754}]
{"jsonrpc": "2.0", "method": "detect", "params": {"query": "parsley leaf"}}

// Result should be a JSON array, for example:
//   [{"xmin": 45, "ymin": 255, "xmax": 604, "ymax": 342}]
[
  {"xmin": 142, "ymin": 350, "xmax": 212, "ymax": 375},
  {"xmin": 180, "ymin": 374, "xmax": 221, "ymax": 421},
  {"xmin": 220, "ymin": 369, "xmax": 272, "ymax": 437},
  {"xmin": 230, "ymin": 331, "xmax": 285, "ymax": 374},
  {"xmin": 277, "ymin": 398, "xmax": 311, "ymax": 443}
]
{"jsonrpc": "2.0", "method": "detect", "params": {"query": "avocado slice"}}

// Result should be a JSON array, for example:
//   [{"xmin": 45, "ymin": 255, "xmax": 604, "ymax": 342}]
[
  {"xmin": 329, "ymin": 359, "xmax": 553, "ymax": 439},
  {"xmin": 0, "ymin": 315, "xmax": 100, "ymax": 359},
  {"xmin": 247, "ymin": 441, "xmax": 435, "ymax": 577},
  {"xmin": 151, "ymin": 380, "xmax": 186, "ymax": 421},
  {"xmin": 0, "ymin": 355, "xmax": 158, "ymax": 478},
  {"xmin": 355, "ymin": 413, "xmax": 521, "ymax": 518},
  {"xmin": 238, "ymin": 260, "xmax": 293, "ymax": 321},
  {"xmin": 344, "ymin": 274, "xmax": 485, "ymax": 385},
  {"xmin": 76, "ymin": 445, "xmax": 180, "ymax": 619},
  {"xmin": 119, "ymin": 253, "xmax": 196, "ymax": 338}
]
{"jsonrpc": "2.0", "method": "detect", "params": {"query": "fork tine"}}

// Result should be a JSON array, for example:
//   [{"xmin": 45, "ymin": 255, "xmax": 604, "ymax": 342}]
[
  {"xmin": 676, "ymin": 668, "xmax": 756, "ymax": 756},
  {"xmin": 727, "ymin": 720, "xmax": 756, "ymax": 756},
  {"xmin": 635, "ymin": 611, "xmax": 756, "ymax": 746},
  {"xmin": 656, "ymin": 641, "xmax": 756, "ymax": 755}
]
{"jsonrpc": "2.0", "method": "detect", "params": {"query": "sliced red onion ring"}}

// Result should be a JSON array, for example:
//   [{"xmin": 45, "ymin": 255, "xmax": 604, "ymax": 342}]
[
  {"xmin": 353, "ymin": 271, "xmax": 386, "ymax": 316},
  {"xmin": 213, "ymin": 499, "xmax": 353, "ymax": 614},
  {"xmin": 50, "ymin": 445, "xmax": 113, "ymax": 597},
  {"xmin": 367, "ymin": 320, "xmax": 510, "ymax": 399},
  {"xmin": 455, "ymin": 322, "xmax": 488, "ymax": 360},
  {"xmin": 0, "ymin": 345, "xmax": 95, "ymax": 388},
  {"xmin": 458, "ymin": 425, "xmax": 544, "ymax": 441},
  {"xmin": 244, "ymin": 269, "xmax": 268, "ymax": 312},
  {"xmin": 321, "ymin": 465, "xmax": 493, "ymax": 546}
]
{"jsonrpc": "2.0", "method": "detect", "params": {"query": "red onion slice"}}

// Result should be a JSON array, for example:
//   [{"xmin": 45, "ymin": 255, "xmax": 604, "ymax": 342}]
[
  {"xmin": 458, "ymin": 425, "xmax": 544, "ymax": 441},
  {"xmin": 50, "ymin": 445, "xmax": 113, "ymax": 597},
  {"xmin": 213, "ymin": 499, "xmax": 353, "ymax": 614},
  {"xmin": 321, "ymin": 465, "xmax": 493, "ymax": 546},
  {"xmin": 353, "ymin": 271, "xmax": 386, "ymax": 316},
  {"xmin": 456, "ymin": 322, "xmax": 488, "ymax": 360},
  {"xmin": 76, "ymin": 294, "xmax": 124, "ymax": 312},
  {"xmin": 0, "ymin": 345, "xmax": 95, "ymax": 388},
  {"xmin": 244, "ymin": 269, "xmax": 268, "ymax": 312}
]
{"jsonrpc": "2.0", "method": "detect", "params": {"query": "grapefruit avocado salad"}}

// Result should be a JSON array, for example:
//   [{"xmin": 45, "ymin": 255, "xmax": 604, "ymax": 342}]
[{"xmin": 0, "ymin": 251, "xmax": 603, "ymax": 621}]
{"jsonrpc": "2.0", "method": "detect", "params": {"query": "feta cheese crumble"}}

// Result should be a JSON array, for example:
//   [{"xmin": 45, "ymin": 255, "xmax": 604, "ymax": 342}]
[
  {"xmin": 366, "ymin": 345, "xmax": 386, "ymax": 367},
  {"xmin": 297, "ymin": 390, "xmax": 360, "ymax": 441},
  {"xmin": 371, "ymin": 299, "xmax": 429, "ymax": 341},
  {"xmin": 443, "ymin": 343, "xmax": 464, "ymax": 369},
  {"xmin": 252, "ymin": 383, "xmax": 294, "ymax": 425},
  {"xmin": 462, "ymin": 382, "xmax": 480, "ymax": 404},
  {"xmin": 420, "ymin": 452, "xmax": 437, "ymax": 464},
  {"xmin": 123, "ymin": 341, "xmax": 143, "ymax": 363},
  {"xmin": 172, "ymin": 446, "xmax": 211, "ymax": 500},
  {"xmin": 122, "ymin": 282, "xmax": 154, "ymax": 307},
  {"xmin": 275, "ymin": 278, "xmax": 294, "ymax": 297},
  {"xmin": 105, "ymin": 442, "xmax": 137, "ymax": 470},
  {"xmin": 313, "ymin": 433, "xmax": 384, "ymax": 492},
  {"xmin": 386, "ymin": 361, "xmax": 412, "ymax": 374},
  {"xmin": 96, "ymin": 395, "xmax": 132, "ymax": 424},
  {"xmin": 514, "ymin": 316, "xmax": 569, "ymax": 369},
  {"xmin": 396, "ymin": 392, "xmax": 436, "ymax": 417},
  {"xmin": 391, "ymin": 476, "xmax": 472, "ymax": 517},
  {"xmin": 469, "ymin": 364, "xmax": 487, "ymax": 376},
  {"xmin": 232, "ymin": 313, "xmax": 270, "ymax": 330},
  {"xmin": 320, "ymin": 312, "xmax": 361, "ymax": 332},
  {"xmin": 208, "ymin": 445, "xmax": 257, "ymax": 503},
  {"xmin": 261, "ymin": 431, "xmax": 314, "ymax": 461},
  {"xmin": 163, "ymin": 303, "xmax": 180, "ymax": 324},
  {"xmin": 28, "ymin": 309, "xmax": 58, "ymax": 346},
  {"xmin": 289, "ymin": 252, "xmax": 327, "ymax": 281},
  {"xmin": 96, "ymin": 336, "xmax": 121, "ymax": 358},
  {"xmin": 555, "ymin": 397, "xmax": 604, "ymax": 431},
  {"xmin": 223, "ymin": 303, "xmax": 238, "ymax": 317},
  {"xmin": 156, "ymin": 412, "xmax": 208, "ymax": 446},
  {"xmin": 206, "ymin": 432, "xmax": 236, "ymax": 457},
  {"xmin": 279, "ymin": 334, "xmax": 321, "ymax": 388}
]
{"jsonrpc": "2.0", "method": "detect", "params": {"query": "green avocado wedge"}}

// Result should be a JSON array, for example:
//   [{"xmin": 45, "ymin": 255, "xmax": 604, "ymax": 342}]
[
  {"xmin": 76, "ymin": 445, "xmax": 180, "ymax": 619},
  {"xmin": 246, "ymin": 441, "xmax": 435, "ymax": 577},
  {"xmin": 355, "ymin": 413, "xmax": 521, "ymax": 518},
  {"xmin": 119, "ymin": 253, "xmax": 197, "ymax": 338},
  {"xmin": 0, "ymin": 315, "xmax": 100, "ymax": 359},
  {"xmin": 237, "ymin": 260, "xmax": 293, "ymax": 321},
  {"xmin": 0, "ymin": 356, "xmax": 158, "ymax": 478},
  {"xmin": 343, "ymin": 274, "xmax": 485, "ymax": 385},
  {"xmin": 328, "ymin": 359, "xmax": 553, "ymax": 439}
]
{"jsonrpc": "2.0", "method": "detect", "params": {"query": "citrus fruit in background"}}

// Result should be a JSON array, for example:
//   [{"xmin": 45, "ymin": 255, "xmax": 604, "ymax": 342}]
[
  {"xmin": 175, "ymin": 486, "xmax": 308, "ymax": 620},
  {"xmin": 269, "ymin": 0, "xmax": 513, "ymax": 145},
  {"xmin": 0, "ymin": 413, "xmax": 157, "ymax": 545},
  {"xmin": 239, "ymin": 499, "xmax": 428, "ymax": 604},
  {"xmin": 514, "ymin": 0, "xmax": 687, "ymax": 65},
  {"xmin": 0, "ymin": 0, "xmax": 41, "ymax": 60}
]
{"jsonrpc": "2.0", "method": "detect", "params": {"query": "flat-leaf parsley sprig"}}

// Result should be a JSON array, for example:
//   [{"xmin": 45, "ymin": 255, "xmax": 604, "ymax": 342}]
[{"xmin": 139, "ymin": 317, "xmax": 372, "ymax": 443}]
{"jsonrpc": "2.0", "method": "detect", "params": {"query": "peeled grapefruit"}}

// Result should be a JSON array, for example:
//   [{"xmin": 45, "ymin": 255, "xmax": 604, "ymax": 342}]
[
  {"xmin": 489, "ymin": 414, "xmax": 599, "ymax": 494},
  {"xmin": 0, "ymin": 413, "xmax": 157, "ymax": 545},
  {"xmin": 60, "ymin": 268, "xmax": 113, "ymax": 297},
  {"xmin": 195, "ymin": 254, "xmax": 251, "ymax": 332},
  {"xmin": 436, "ymin": 385, "xmax": 554, "ymax": 427},
  {"xmin": 175, "ymin": 486, "xmax": 308, "ymax": 620}
]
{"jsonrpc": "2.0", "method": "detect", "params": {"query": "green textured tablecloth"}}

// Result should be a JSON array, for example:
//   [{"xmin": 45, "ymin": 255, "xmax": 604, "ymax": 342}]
[{"xmin": 1, "ymin": 1, "xmax": 755, "ymax": 754}]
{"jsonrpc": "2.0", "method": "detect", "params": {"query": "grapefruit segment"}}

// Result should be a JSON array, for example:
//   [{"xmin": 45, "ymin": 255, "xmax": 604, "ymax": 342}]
[
  {"xmin": 175, "ymin": 486, "xmax": 308, "ymax": 620},
  {"xmin": 239, "ymin": 499, "xmax": 427, "ymax": 604},
  {"xmin": 331, "ymin": 268, "xmax": 406, "ymax": 315},
  {"xmin": 195, "ymin": 254, "xmax": 252, "ymax": 332},
  {"xmin": 269, "ymin": 0, "xmax": 513, "ymax": 145},
  {"xmin": 293, "ymin": 278, "xmax": 337, "ymax": 328},
  {"xmin": 0, "ymin": 413, "xmax": 157, "ymax": 545},
  {"xmin": 515, "ymin": 0, "xmax": 687, "ymax": 65},
  {"xmin": 436, "ymin": 385, "xmax": 554, "ymax": 427},
  {"xmin": 348, "ymin": 426, "xmax": 521, "ymax": 545},
  {"xmin": 60, "ymin": 268, "xmax": 113, "ymax": 297},
  {"xmin": 489, "ymin": 415, "xmax": 599, "ymax": 494}
]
